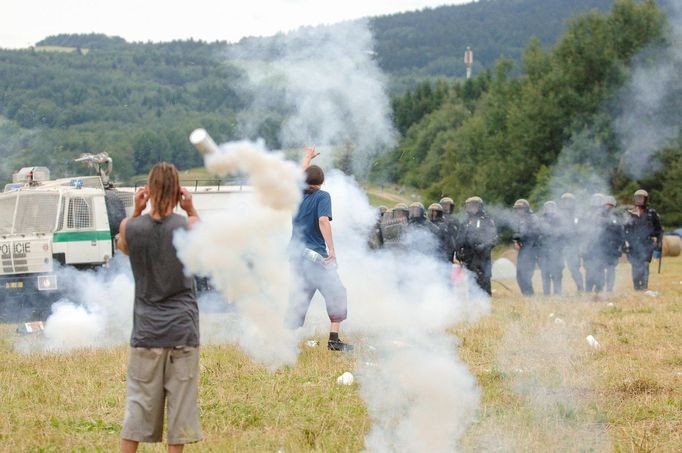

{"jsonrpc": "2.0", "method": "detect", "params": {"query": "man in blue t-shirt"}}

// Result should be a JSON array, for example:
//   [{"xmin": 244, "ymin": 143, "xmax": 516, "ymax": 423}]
[{"xmin": 286, "ymin": 147, "xmax": 352, "ymax": 352}]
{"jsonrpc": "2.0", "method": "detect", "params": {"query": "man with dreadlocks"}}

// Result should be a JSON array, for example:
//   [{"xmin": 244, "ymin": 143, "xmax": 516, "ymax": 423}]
[{"xmin": 117, "ymin": 163, "xmax": 202, "ymax": 452}]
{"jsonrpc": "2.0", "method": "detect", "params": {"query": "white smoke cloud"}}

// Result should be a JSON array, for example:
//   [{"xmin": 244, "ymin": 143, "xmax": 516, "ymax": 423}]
[
  {"xmin": 17, "ymin": 257, "xmax": 135, "ymax": 352},
  {"xmin": 319, "ymin": 172, "xmax": 488, "ymax": 451},
  {"xmin": 175, "ymin": 140, "xmax": 302, "ymax": 370},
  {"xmin": 204, "ymin": 139, "xmax": 303, "ymax": 211},
  {"xmin": 615, "ymin": 1, "xmax": 682, "ymax": 179},
  {"xmin": 230, "ymin": 20, "xmax": 397, "ymax": 175}
]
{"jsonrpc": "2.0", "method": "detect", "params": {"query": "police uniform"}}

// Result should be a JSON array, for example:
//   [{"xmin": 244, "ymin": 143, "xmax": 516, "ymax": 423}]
[
  {"xmin": 538, "ymin": 206, "xmax": 564, "ymax": 296},
  {"xmin": 559, "ymin": 194, "xmax": 585, "ymax": 292},
  {"xmin": 624, "ymin": 205, "xmax": 662, "ymax": 290},
  {"xmin": 513, "ymin": 201, "xmax": 540, "ymax": 296},
  {"xmin": 405, "ymin": 203, "xmax": 442, "ymax": 256},
  {"xmin": 582, "ymin": 205, "xmax": 607, "ymax": 293},
  {"xmin": 602, "ymin": 206, "xmax": 625, "ymax": 292},
  {"xmin": 454, "ymin": 207, "xmax": 497, "ymax": 295}
]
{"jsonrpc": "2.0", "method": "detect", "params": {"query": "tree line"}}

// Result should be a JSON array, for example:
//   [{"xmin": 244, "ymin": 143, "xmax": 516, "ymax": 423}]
[{"xmin": 374, "ymin": 0, "xmax": 682, "ymax": 227}]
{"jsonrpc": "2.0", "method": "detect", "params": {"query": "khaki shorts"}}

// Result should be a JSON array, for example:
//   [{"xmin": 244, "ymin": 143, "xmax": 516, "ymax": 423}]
[{"xmin": 121, "ymin": 347, "xmax": 202, "ymax": 444}]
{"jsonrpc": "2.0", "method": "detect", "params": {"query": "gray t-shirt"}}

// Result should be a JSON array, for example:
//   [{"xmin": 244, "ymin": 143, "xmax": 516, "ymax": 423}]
[{"xmin": 125, "ymin": 213, "xmax": 199, "ymax": 348}]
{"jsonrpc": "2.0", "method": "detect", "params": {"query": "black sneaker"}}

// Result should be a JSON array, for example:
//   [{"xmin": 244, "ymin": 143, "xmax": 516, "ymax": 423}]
[{"xmin": 328, "ymin": 339, "xmax": 354, "ymax": 352}]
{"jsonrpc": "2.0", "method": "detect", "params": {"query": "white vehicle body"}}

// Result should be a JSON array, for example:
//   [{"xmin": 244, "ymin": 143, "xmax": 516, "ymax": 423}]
[{"xmin": 0, "ymin": 169, "xmax": 248, "ymax": 319}]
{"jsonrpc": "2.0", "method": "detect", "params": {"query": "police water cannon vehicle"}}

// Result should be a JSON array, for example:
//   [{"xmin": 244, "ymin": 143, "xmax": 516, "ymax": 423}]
[{"xmin": 0, "ymin": 154, "xmax": 247, "ymax": 321}]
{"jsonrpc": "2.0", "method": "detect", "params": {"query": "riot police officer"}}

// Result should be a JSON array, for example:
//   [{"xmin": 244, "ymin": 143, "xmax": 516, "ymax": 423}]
[
  {"xmin": 439, "ymin": 197, "xmax": 460, "ymax": 264},
  {"xmin": 558, "ymin": 192, "xmax": 585, "ymax": 292},
  {"xmin": 454, "ymin": 196, "xmax": 497, "ymax": 295},
  {"xmin": 368, "ymin": 206, "xmax": 387, "ymax": 250},
  {"xmin": 602, "ymin": 196, "xmax": 625, "ymax": 292},
  {"xmin": 428, "ymin": 203, "xmax": 444, "ymax": 223},
  {"xmin": 624, "ymin": 189, "xmax": 663, "ymax": 290},
  {"xmin": 406, "ymin": 202, "xmax": 441, "ymax": 255},
  {"xmin": 380, "ymin": 203, "xmax": 409, "ymax": 249},
  {"xmin": 538, "ymin": 201, "xmax": 564, "ymax": 296},
  {"xmin": 512, "ymin": 199, "xmax": 540, "ymax": 296},
  {"xmin": 583, "ymin": 193, "xmax": 607, "ymax": 293}
]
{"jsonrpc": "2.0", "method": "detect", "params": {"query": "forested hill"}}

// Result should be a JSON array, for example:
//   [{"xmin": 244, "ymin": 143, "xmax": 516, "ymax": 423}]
[
  {"xmin": 35, "ymin": 0, "xmax": 616, "ymax": 81},
  {"xmin": 370, "ymin": 0, "xmax": 614, "ymax": 78},
  {"xmin": 0, "ymin": 0, "xmax": 616, "ymax": 183}
]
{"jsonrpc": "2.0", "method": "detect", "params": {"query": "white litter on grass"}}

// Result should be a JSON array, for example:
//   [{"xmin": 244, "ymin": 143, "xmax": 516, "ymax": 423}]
[
  {"xmin": 305, "ymin": 340, "xmax": 319, "ymax": 348},
  {"xmin": 548, "ymin": 313, "xmax": 555, "ymax": 319},
  {"xmin": 586, "ymin": 335, "xmax": 600, "ymax": 349},
  {"xmin": 607, "ymin": 302, "xmax": 615, "ymax": 308},
  {"xmin": 337, "ymin": 371, "xmax": 354, "ymax": 385},
  {"xmin": 644, "ymin": 290, "xmax": 659, "ymax": 298},
  {"xmin": 554, "ymin": 317, "xmax": 566, "ymax": 326},
  {"xmin": 16, "ymin": 321, "xmax": 45, "ymax": 335}
]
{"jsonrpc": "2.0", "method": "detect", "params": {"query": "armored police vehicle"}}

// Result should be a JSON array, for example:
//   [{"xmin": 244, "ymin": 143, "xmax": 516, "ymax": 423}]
[{"xmin": 0, "ymin": 154, "xmax": 244, "ymax": 321}]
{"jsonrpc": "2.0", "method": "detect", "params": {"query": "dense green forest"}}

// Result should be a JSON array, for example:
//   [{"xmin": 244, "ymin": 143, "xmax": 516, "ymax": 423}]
[
  {"xmin": 379, "ymin": 0, "xmax": 682, "ymax": 225},
  {"xmin": 0, "ymin": 40, "xmax": 247, "ymax": 181}
]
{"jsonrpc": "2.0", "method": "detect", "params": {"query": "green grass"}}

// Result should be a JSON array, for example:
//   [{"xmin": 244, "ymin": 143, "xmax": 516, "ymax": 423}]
[{"xmin": 2, "ymin": 258, "xmax": 681, "ymax": 451}]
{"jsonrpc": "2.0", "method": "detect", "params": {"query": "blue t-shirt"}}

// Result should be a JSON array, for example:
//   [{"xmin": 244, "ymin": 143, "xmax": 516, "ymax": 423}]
[{"xmin": 292, "ymin": 189, "xmax": 333, "ymax": 257}]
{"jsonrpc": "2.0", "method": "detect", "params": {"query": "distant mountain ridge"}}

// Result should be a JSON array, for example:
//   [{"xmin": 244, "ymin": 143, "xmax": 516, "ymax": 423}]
[
  {"xmin": 370, "ymin": 0, "xmax": 615, "ymax": 77},
  {"xmin": 36, "ymin": 0, "xmax": 615, "ymax": 79}
]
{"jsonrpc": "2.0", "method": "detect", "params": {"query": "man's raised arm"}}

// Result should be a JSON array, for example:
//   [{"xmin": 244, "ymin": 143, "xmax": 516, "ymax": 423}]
[{"xmin": 301, "ymin": 146, "xmax": 320, "ymax": 170}]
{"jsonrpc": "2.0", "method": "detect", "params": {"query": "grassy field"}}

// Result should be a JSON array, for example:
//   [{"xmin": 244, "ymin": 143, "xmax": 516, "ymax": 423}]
[{"xmin": 1, "ymin": 257, "xmax": 680, "ymax": 451}]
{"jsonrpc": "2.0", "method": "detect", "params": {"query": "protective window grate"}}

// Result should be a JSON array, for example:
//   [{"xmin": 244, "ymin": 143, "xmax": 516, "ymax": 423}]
[
  {"xmin": 113, "ymin": 190, "xmax": 134, "ymax": 208},
  {"xmin": 14, "ymin": 193, "xmax": 60, "ymax": 234},
  {"xmin": 0, "ymin": 195, "xmax": 17, "ymax": 234},
  {"xmin": 67, "ymin": 197, "xmax": 92, "ymax": 229},
  {"xmin": 57, "ymin": 197, "xmax": 66, "ymax": 231}
]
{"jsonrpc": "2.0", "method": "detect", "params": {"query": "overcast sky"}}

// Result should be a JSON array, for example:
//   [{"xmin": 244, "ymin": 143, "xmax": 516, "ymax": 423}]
[{"xmin": 1, "ymin": 0, "xmax": 470, "ymax": 49}]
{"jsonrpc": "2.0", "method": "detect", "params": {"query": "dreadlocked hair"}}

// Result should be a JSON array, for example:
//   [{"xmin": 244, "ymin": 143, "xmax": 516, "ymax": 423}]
[{"xmin": 147, "ymin": 162, "xmax": 180, "ymax": 217}]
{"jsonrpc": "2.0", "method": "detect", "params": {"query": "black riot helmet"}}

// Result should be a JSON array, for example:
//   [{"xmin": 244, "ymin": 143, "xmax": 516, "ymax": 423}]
[
  {"xmin": 439, "ymin": 197, "xmax": 455, "ymax": 215},
  {"xmin": 408, "ymin": 202, "xmax": 425, "ymax": 220},
  {"xmin": 634, "ymin": 189, "xmax": 648, "ymax": 207},
  {"xmin": 428, "ymin": 203, "xmax": 444, "ymax": 222},
  {"xmin": 465, "ymin": 196, "xmax": 483, "ymax": 215}
]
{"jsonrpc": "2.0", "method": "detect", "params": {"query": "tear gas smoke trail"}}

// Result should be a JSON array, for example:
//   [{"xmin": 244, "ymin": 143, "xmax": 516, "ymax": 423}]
[
  {"xmin": 176, "ymin": 139, "xmax": 303, "ymax": 370},
  {"xmin": 320, "ymin": 172, "xmax": 489, "ymax": 452}
]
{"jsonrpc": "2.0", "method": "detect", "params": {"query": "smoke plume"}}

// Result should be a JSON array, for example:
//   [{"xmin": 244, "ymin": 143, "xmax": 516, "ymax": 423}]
[
  {"xmin": 175, "ymin": 140, "xmax": 302, "ymax": 370},
  {"xmin": 615, "ymin": 0, "xmax": 682, "ymax": 179},
  {"xmin": 16, "ymin": 257, "xmax": 134, "ymax": 352},
  {"xmin": 230, "ymin": 20, "xmax": 397, "ymax": 176}
]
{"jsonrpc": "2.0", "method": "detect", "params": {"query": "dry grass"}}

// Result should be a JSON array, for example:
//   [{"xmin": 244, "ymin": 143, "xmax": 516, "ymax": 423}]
[{"xmin": 1, "ymin": 257, "xmax": 681, "ymax": 451}]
